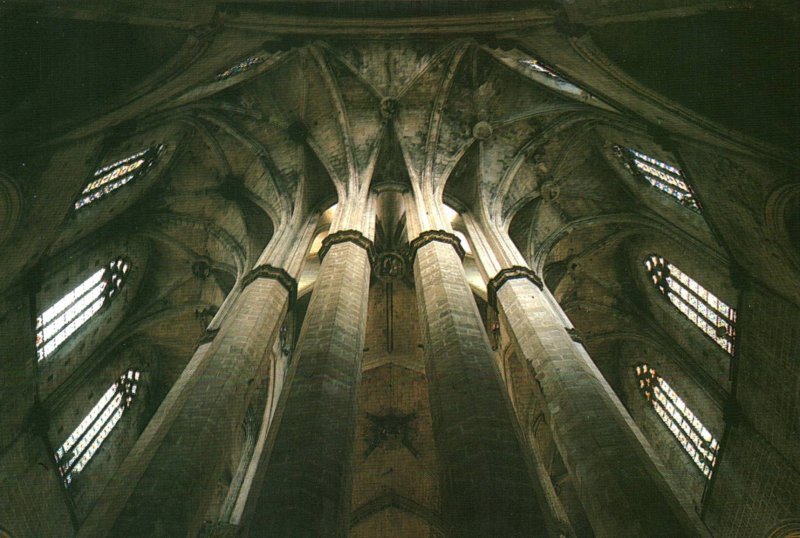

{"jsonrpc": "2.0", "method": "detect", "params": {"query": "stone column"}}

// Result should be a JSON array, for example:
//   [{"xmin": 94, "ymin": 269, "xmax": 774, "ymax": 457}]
[
  {"xmin": 466, "ymin": 213, "xmax": 709, "ymax": 537},
  {"xmin": 242, "ymin": 222, "xmax": 374, "ymax": 536},
  {"xmin": 77, "ymin": 220, "xmax": 315, "ymax": 538},
  {"xmin": 404, "ymin": 193, "xmax": 554, "ymax": 537}
]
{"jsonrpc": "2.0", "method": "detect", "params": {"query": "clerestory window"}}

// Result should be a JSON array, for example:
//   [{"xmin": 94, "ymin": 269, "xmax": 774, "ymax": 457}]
[
  {"xmin": 215, "ymin": 55, "xmax": 265, "ymax": 81},
  {"xmin": 635, "ymin": 364, "xmax": 719, "ymax": 478},
  {"xmin": 614, "ymin": 145, "xmax": 701, "ymax": 212},
  {"xmin": 74, "ymin": 145, "xmax": 164, "ymax": 210},
  {"xmin": 645, "ymin": 254, "xmax": 736, "ymax": 355},
  {"xmin": 54, "ymin": 369, "xmax": 141, "ymax": 486},
  {"xmin": 36, "ymin": 257, "xmax": 130, "ymax": 361}
]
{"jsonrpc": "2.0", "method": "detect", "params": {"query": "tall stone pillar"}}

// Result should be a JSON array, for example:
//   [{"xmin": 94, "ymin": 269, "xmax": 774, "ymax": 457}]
[
  {"xmin": 404, "ymin": 193, "xmax": 553, "ymax": 537},
  {"xmin": 243, "ymin": 215, "xmax": 375, "ymax": 535},
  {"xmin": 465, "ymin": 213, "xmax": 708, "ymax": 538},
  {"xmin": 77, "ymin": 220, "xmax": 316, "ymax": 538}
]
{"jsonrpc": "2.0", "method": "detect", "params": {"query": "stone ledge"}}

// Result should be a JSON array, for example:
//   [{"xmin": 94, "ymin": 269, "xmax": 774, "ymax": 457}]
[
  {"xmin": 241, "ymin": 264, "xmax": 297, "ymax": 307},
  {"xmin": 487, "ymin": 265, "xmax": 543, "ymax": 309},
  {"xmin": 318, "ymin": 229, "xmax": 375, "ymax": 263},
  {"xmin": 409, "ymin": 230, "xmax": 465, "ymax": 264}
]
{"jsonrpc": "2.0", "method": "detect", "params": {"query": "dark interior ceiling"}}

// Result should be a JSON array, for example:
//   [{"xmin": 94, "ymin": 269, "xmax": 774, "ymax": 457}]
[
  {"xmin": 591, "ymin": 11, "xmax": 800, "ymax": 149},
  {"xmin": 0, "ymin": 17, "xmax": 186, "ymax": 141},
  {"xmin": 219, "ymin": 0, "xmax": 539, "ymax": 18}
]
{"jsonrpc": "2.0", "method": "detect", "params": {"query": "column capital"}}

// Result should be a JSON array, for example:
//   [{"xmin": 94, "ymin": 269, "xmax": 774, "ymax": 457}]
[
  {"xmin": 409, "ymin": 230, "xmax": 465, "ymax": 263},
  {"xmin": 487, "ymin": 265, "xmax": 543, "ymax": 309},
  {"xmin": 241, "ymin": 264, "xmax": 297, "ymax": 308},
  {"xmin": 318, "ymin": 229, "xmax": 375, "ymax": 262}
]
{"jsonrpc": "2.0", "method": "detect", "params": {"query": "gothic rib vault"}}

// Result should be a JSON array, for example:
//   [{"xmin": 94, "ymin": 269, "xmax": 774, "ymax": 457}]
[{"xmin": 0, "ymin": 3, "xmax": 799, "ymax": 538}]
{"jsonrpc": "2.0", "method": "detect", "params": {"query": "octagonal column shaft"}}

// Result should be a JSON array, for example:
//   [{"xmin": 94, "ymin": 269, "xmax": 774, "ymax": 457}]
[
  {"xmin": 243, "ymin": 208, "xmax": 375, "ymax": 536},
  {"xmin": 468, "ymin": 215, "xmax": 708, "ymax": 537},
  {"xmin": 77, "ymin": 221, "xmax": 315, "ymax": 538},
  {"xmin": 404, "ymin": 193, "xmax": 553, "ymax": 537}
]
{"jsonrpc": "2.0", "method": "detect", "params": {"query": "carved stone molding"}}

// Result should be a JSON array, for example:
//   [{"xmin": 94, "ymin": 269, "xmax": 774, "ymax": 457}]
[
  {"xmin": 487, "ymin": 265, "xmax": 543, "ymax": 309},
  {"xmin": 380, "ymin": 97, "xmax": 399, "ymax": 120},
  {"xmin": 372, "ymin": 251, "xmax": 408, "ymax": 280},
  {"xmin": 241, "ymin": 264, "xmax": 297, "ymax": 307},
  {"xmin": 199, "ymin": 328, "xmax": 220, "ymax": 345},
  {"xmin": 318, "ymin": 229, "xmax": 375, "ymax": 262},
  {"xmin": 566, "ymin": 327, "xmax": 583, "ymax": 345},
  {"xmin": 0, "ymin": 173, "xmax": 22, "ymax": 248},
  {"xmin": 409, "ymin": 230, "xmax": 465, "ymax": 263},
  {"xmin": 198, "ymin": 521, "xmax": 242, "ymax": 538}
]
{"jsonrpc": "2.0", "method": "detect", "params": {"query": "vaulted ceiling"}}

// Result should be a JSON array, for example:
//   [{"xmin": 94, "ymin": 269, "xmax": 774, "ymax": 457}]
[{"xmin": 2, "ymin": 2, "xmax": 797, "ymax": 418}]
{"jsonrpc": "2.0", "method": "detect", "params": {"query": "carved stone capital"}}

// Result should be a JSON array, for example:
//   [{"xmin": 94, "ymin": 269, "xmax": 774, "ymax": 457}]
[
  {"xmin": 409, "ymin": 230, "xmax": 465, "ymax": 263},
  {"xmin": 318, "ymin": 229, "xmax": 375, "ymax": 262},
  {"xmin": 487, "ymin": 265, "xmax": 543, "ymax": 309},
  {"xmin": 241, "ymin": 264, "xmax": 297, "ymax": 307}
]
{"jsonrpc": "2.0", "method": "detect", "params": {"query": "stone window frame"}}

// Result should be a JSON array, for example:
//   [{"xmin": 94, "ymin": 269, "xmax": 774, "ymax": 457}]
[
  {"xmin": 74, "ymin": 144, "xmax": 165, "ymax": 210},
  {"xmin": 35, "ymin": 256, "xmax": 131, "ymax": 362},
  {"xmin": 634, "ymin": 363, "xmax": 720, "ymax": 479},
  {"xmin": 613, "ymin": 144, "xmax": 702, "ymax": 213},
  {"xmin": 644, "ymin": 253, "xmax": 737, "ymax": 356},
  {"xmin": 54, "ymin": 368, "xmax": 141, "ymax": 487}
]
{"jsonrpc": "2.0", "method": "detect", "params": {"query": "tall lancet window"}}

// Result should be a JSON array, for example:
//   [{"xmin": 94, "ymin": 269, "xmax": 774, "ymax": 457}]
[
  {"xmin": 645, "ymin": 254, "xmax": 736, "ymax": 355},
  {"xmin": 55, "ymin": 369, "xmax": 141, "ymax": 486},
  {"xmin": 36, "ymin": 257, "xmax": 130, "ymax": 361},
  {"xmin": 74, "ymin": 145, "xmax": 164, "ymax": 210},
  {"xmin": 614, "ymin": 145, "xmax": 701, "ymax": 212},
  {"xmin": 635, "ymin": 364, "xmax": 719, "ymax": 478}
]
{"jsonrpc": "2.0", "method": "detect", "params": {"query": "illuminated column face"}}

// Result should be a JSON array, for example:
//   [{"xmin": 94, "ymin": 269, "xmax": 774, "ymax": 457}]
[
  {"xmin": 644, "ymin": 254, "xmax": 736, "ymax": 354},
  {"xmin": 35, "ymin": 257, "xmax": 130, "ymax": 361},
  {"xmin": 55, "ymin": 369, "xmax": 141, "ymax": 486},
  {"xmin": 614, "ymin": 145, "xmax": 701, "ymax": 212},
  {"xmin": 74, "ymin": 145, "xmax": 164, "ymax": 210},
  {"xmin": 635, "ymin": 364, "xmax": 720, "ymax": 478}
]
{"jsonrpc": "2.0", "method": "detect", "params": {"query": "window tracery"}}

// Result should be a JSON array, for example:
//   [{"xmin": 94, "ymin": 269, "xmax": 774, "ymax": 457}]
[
  {"xmin": 75, "ymin": 145, "xmax": 164, "ymax": 210},
  {"xmin": 614, "ymin": 145, "xmax": 701, "ymax": 212},
  {"xmin": 215, "ymin": 55, "xmax": 265, "ymax": 81},
  {"xmin": 36, "ymin": 258, "xmax": 130, "ymax": 361},
  {"xmin": 54, "ymin": 369, "xmax": 141, "ymax": 486},
  {"xmin": 635, "ymin": 364, "xmax": 719, "ymax": 478},
  {"xmin": 645, "ymin": 254, "xmax": 736, "ymax": 354}
]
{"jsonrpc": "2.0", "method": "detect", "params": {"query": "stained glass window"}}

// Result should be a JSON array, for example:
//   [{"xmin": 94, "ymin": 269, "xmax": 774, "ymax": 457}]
[
  {"xmin": 517, "ymin": 57, "xmax": 596, "ymax": 101},
  {"xmin": 215, "ymin": 55, "xmax": 265, "ymax": 81},
  {"xmin": 614, "ymin": 145, "xmax": 701, "ymax": 212},
  {"xmin": 36, "ymin": 257, "xmax": 130, "ymax": 361},
  {"xmin": 518, "ymin": 58, "xmax": 563, "ymax": 81},
  {"xmin": 645, "ymin": 254, "xmax": 736, "ymax": 355},
  {"xmin": 635, "ymin": 364, "xmax": 719, "ymax": 478},
  {"xmin": 75, "ymin": 145, "xmax": 164, "ymax": 210},
  {"xmin": 55, "ymin": 369, "xmax": 141, "ymax": 486}
]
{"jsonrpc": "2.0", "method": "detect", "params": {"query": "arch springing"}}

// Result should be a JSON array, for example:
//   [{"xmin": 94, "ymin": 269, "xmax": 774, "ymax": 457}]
[
  {"xmin": 74, "ymin": 145, "xmax": 164, "ymax": 210},
  {"xmin": 635, "ymin": 364, "xmax": 719, "ymax": 478},
  {"xmin": 54, "ymin": 369, "xmax": 141, "ymax": 486},
  {"xmin": 614, "ymin": 145, "xmax": 701, "ymax": 212},
  {"xmin": 35, "ymin": 257, "xmax": 130, "ymax": 361},
  {"xmin": 645, "ymin": 254, "xmax": 736, "ymax": 355}
]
